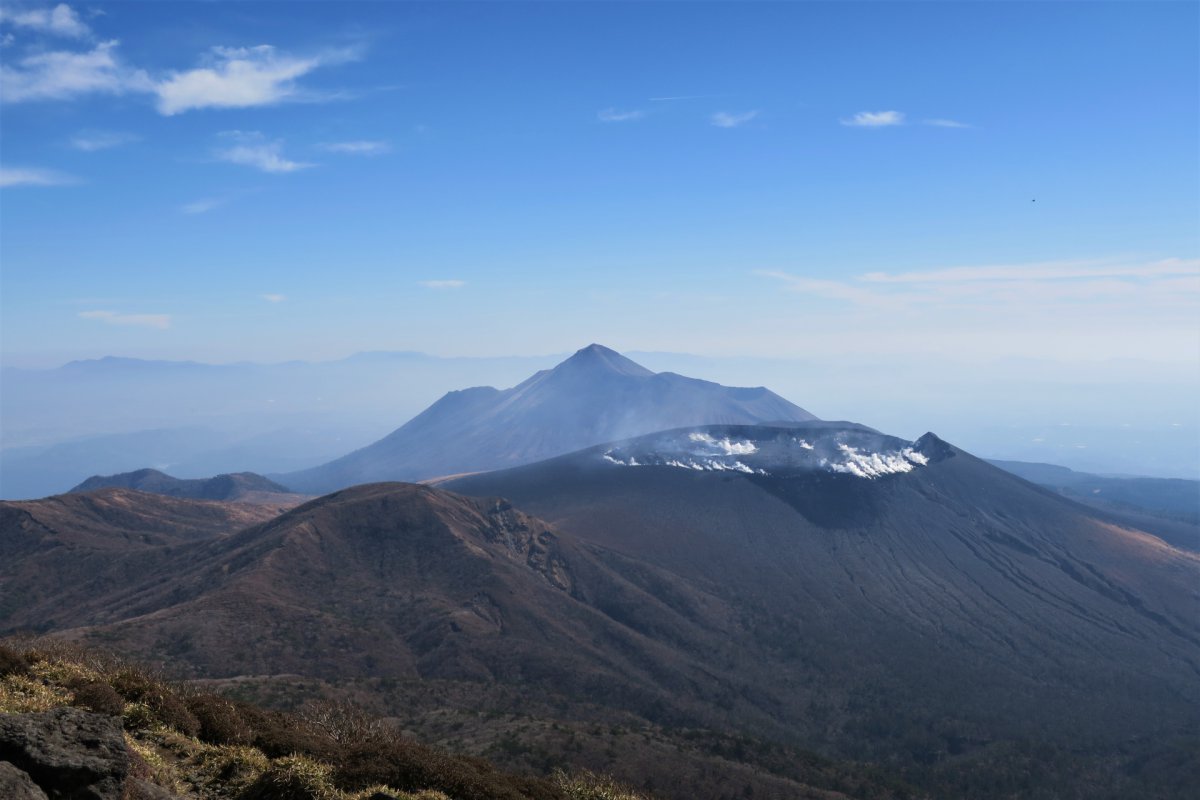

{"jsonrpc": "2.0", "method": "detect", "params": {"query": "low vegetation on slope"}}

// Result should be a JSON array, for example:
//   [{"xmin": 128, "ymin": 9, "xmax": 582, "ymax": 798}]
[{"xmin": 0, "ymin": 639, "xmax": 647, "ymax": 800}]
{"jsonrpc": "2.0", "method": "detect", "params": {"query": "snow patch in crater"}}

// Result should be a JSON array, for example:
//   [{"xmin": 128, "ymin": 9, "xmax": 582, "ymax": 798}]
[
  {"xmin": 826, "ymin": 444, "xmax": 929, "ymax": 479},
  {"xmin": 688, "ymin": 432, "xmax": 758, "ymax": 456}
]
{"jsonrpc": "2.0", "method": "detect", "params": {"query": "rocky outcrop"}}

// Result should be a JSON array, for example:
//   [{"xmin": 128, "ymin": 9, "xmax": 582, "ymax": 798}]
[
  {"xmin": 0, "ymin": 761, "xmax": 50, "ymax": 800},
  {"xmin": 0, "ymin": 707, "xmax": 128, "ymax": 799}
]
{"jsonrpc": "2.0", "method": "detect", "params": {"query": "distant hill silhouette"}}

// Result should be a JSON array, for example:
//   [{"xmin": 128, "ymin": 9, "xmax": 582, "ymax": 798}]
[
  {"xmin": 282, "ymin": 344, "xmax": 817, "ymax": 493},
  {"xmin": 990, "ymin": 458, "xmax": 1200, "ymax": 537},
  {"xmin": 71, "ymin": 468, "xmax": 297, "ymax": 504}
]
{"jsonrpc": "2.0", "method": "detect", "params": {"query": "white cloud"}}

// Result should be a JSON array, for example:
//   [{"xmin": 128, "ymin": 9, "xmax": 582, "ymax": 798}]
[
  {"xmin": 214, "ymin": 132, "xmax": 311, "ymax": 173},
  {"xmin": 710, "ymin": 110, "xmax": 759, "ymax": 128},
  {"xmin": 68, "ymin": 129, "xmax": 138, "ymax": 151},
  {"xmin": 923, "ymin": 118, "xmax": 971, "ymax": 129},
  {"xmin": 0, "ymin": 3, "xmax": 90, "ymax": 38},
  {"xmin": 840, "ymin": 110, "xmax": 905, "ymax": 127},
  {"xmin": 319, "ymin": 140, "xmax": 390, "ymax": 155},
  {"xmin": 261, "ymin": 293, "xmax": 286, "ymax": 303},
  {"xmin": 181, "ymin": 198, "xmax": 223, "ymax": 214},
  {"xmin": 597, "ymin": 108, "xmax": 644, "ymax": 122},
  {"xmin": 0, "ymin": 38, "xmax": 353, "ymax": 114},
  {"xmin": 0, "ymin": 165, "xmax": 77, "ymax": 186},
  {"xmin": 78, "ymin": 310, "xmax": 170, "ymax": 329},
  {"xmin": 155, "ymin": 44, "xmax": 353, "ymax": 115},
  {"xmin": 418, "ymin": 280, "xmax": 465, "ymax": 289},
  {"xmin": 0, "ymin": 39, "xmax": 150, "ymax": 101}
]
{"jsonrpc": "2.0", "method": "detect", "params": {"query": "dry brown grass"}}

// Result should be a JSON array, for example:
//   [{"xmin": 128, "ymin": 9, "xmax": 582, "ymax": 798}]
[{"xmin": 0, "ymin": 637, "xmax": 651, "ymax": 800}]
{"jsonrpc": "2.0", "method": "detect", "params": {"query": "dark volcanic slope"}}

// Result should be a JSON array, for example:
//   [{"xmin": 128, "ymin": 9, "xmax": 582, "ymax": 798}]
[
  {"xmin": 0, "ymin": 482, "xmax": 915, "ymax": 799},
  {"xmin": 5, "ymin": 438, "xmax": 1199, "ymax": 797},
  {"xmin": 989, "ymin": 458, "xmax": 1200, "ymax": 539},
  {"xmin": 447, "ymin": 425, "xmax": 1200, "ymax": 763},
  {"xmin": 70, "ymin": 467, "xmax": 296, "ymax": 504},
  {"xmin": 282, "ymin": 344, "xmax": 816, "ymax": 493},
  {"xmin": 19, "ymin": 484, "xmax": 749, "ymax": 724}
]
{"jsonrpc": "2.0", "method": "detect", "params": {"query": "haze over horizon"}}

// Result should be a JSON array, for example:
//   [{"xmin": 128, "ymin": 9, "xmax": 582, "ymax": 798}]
[{"xmin": 2, "ymin": 1, "xmax": 1198, "ymax": 482}]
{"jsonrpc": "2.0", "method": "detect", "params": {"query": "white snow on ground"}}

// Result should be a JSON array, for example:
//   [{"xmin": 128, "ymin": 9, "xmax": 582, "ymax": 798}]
[
  {"xmin": 688, "ymin": 431, "xmax": 758, "ymax": 456},
  {"xmin": 665, "ymin": 458, "xmax": 763, "ymax": 474},
  {"xmin": 825, "ymin": 444, "xmax": 929, "ymax": 478},
  {"xmin": 604, "ymin": 450, "xmax": 764, "ymax": 474},
  {"xmin": 604, "ymin": 433, "xmax": 928, "ymax": 479}
]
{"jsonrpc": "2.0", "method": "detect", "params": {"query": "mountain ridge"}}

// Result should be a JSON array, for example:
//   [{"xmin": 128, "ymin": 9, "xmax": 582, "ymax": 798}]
[{"xmin": 281, "ymin": 344, "xmax": 817, "ymax": 493}]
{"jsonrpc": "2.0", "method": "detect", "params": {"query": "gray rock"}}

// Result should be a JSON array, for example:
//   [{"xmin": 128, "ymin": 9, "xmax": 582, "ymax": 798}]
[
  {"xmin": 0, "ymin": 761, "xmax": 50, "ymax": 800},
  {"xmin": 0, "ymin": 707, "xmax": 128, "ymax": 799}
]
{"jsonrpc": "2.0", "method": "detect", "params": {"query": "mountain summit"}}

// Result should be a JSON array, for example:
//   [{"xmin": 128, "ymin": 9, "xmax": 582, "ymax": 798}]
[
  {"xmin": 554, "ymin": 343, "xmax": 656, "ymax": 377},
  {"xmin": 282, "ymin": 345, "xmax": 816, "ymax": 492}
]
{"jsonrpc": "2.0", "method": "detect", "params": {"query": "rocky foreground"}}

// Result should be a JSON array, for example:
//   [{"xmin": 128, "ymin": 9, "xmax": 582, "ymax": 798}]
[{"xmin": 0, "ymin": 640, "xmax": 650, "ymax": 800}]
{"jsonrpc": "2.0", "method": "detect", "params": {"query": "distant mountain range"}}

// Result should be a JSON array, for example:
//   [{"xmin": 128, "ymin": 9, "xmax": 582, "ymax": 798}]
[
  {"xmin": 990, "ymin": 458, "xmax": 1200, "ymax": 529},
  {"xmin": 4, "ymin": 347, "xmax": 1196, "ymax": 500},
  {"xmin": 281, "ymin": 344, "xmax": 817, "ymax": 493}
]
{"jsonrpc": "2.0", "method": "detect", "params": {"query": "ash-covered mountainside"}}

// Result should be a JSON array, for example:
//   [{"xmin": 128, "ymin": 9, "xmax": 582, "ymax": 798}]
[
  {"xmin": 282, "ymin": 344, "xmax": 816, "ymax": 493},
  {"xmin": 446, "ymin": 424, "xmax": 1200, "ymax": 795}
]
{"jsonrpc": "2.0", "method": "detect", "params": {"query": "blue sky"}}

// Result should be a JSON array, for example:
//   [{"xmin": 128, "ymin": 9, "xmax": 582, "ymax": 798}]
[{"xmin": 1, "ymin": 1, "xmax": 1197, "ymax": 366}]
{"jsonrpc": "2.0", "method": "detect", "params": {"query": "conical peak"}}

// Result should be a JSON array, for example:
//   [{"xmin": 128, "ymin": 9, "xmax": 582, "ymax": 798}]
[{"xmin": 554, "ymin": 344, "xmax": 655, "ymax": 378}]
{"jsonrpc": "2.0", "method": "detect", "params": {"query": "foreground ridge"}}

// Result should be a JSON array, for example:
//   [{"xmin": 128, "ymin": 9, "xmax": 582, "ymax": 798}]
[{"xmin": 0, "ymin": 639, "xmax": 655, "ymax": 800}]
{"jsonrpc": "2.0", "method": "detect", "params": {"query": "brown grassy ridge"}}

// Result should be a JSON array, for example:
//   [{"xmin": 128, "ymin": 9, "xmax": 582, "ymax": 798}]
[{"xmin": 0, "ymin": 637, "xmax": 649, "ymax": 800}]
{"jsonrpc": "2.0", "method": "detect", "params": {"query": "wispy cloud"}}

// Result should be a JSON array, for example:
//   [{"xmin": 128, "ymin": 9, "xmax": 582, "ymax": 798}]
[
  {"xmin": 754, "ymin": 258, "xmax": 1200, "ymax": 362},
  {"xmin": 78, "ymin": 310, "xmax": 170, "ymax": 329},
  {"xmin": 319, "ymin": 140, "xmax": 390, "ymax": 155},
  {"xmin": 757, "ymin": 257, "xmax": 1200, "ymax": 310},
  {"xmin": 0, "ymin": 38, "xmax": 354, "ymax": 114},
  {"xmin": 597, "ymin": 108, "xmax": 644, "ymax": 122},
  {"xmin": 754, "ymin": 271, "xmax": 887, "ymax": 306},
  {"xmin": 0, "ymin": 3, "xmax": 90, "ymax": 38},
  {"xmin": 923, "ymin": 118, "xmax": 971, "ymax": 129},
  {"xmin": 859, "ymin": 258, "xmax": 1200, "ymax": 284},
  {"xmin": 0, "ymin": 39, "xmax": 151, "ymax": 101},
  {"xmin": 261, "ymin": 293, "xmax": 286, "ymax": 303},
  {"xmin": 840, "ymin": 110, "xmax": 905, "ymax": 127},
  {"xmin": 710, "ymin": 110, "xmax": 759, "ymax": 128},
  {"xmin": 214, "ymin": 131, "xmax": 311, "ymax": 173},
  {"xmin": 418, "ymin": 280, "xmax": 465, "ymax": 289},
  {"xmin": 181, "ymin": 198, "xmax": 223, "ymax": 214},
  {"xmin": 0, "ymin": 165, "xmax": 77, "ymax": 187},
  {"xmin": 155, "ymin": 44, "xmax": 356, "ymax": 115},
  {"xmin": 68, "ymin": 129, "xmax": 139, "ymax": 151}
]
